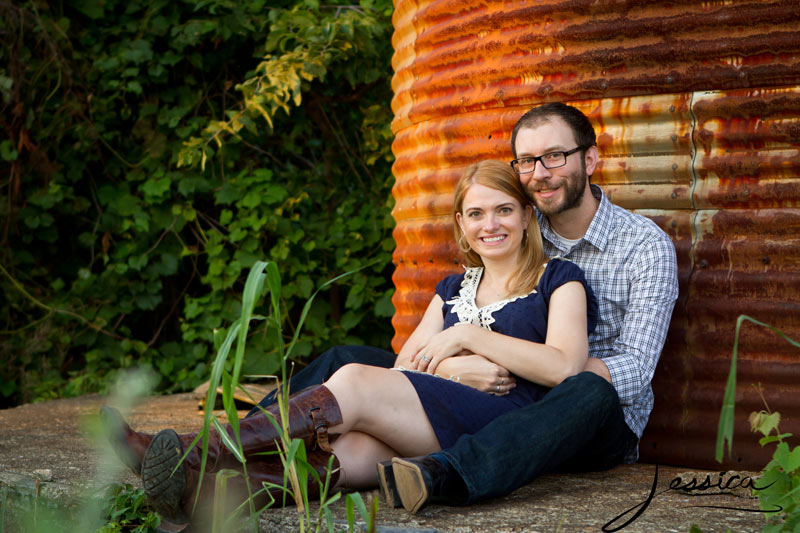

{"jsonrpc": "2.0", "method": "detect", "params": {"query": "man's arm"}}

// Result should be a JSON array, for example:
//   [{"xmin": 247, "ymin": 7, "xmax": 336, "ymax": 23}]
[
  {"xmin": 599, "ymin": 236, "xmax": 678, "ymax": 406},
  {"xmin": 583, "ymin": 357, "xmax": 611, "ymax": 382}
]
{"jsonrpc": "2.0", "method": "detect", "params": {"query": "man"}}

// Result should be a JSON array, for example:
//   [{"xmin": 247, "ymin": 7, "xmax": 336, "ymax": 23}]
[{"xmin": 249, "ymin": 102, "xmax": 678, "ymax": 512}]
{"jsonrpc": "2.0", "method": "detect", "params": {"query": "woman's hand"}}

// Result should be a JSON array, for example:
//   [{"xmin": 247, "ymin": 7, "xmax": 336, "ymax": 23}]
[
  {"xmin": 411, "ymin": 324, "xmax": 476, "ymax": 375},
  {"xmin": 436, "ymin": 354, "xmax": 516, "ymax": 395}
]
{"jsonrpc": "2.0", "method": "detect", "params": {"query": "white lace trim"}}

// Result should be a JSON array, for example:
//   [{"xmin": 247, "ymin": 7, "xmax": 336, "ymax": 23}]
[{"xmin": 445, "ymin": 266, "xmax": 540, "ymax": 330}]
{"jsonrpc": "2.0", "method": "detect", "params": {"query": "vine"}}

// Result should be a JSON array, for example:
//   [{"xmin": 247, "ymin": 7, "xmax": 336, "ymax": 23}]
[{"xmin": 0, "ymin": 0, "xmax": 396, "ymax": 407}]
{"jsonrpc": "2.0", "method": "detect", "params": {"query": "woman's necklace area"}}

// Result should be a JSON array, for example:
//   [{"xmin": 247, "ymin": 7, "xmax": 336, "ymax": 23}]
[{"xmin": 476, "ymin": 272, "xmax": 510, "ymax": 307}]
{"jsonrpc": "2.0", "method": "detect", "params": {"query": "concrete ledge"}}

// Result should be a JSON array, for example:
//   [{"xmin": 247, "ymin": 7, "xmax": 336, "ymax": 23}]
[{"xmin": 0, "ymin": 393, "xmax": 769, "ymax": 532}]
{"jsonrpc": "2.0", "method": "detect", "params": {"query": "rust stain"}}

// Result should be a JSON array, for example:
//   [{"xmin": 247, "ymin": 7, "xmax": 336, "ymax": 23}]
[{"xmin": 390, "ymin": 0, "xmax": 800, "ymax": 470}]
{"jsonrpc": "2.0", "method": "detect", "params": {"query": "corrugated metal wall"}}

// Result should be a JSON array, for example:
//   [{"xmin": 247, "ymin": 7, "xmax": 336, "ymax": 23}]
[{"xmin": 389, "ymin": 0, "xmax": 800, "ymax": 469}]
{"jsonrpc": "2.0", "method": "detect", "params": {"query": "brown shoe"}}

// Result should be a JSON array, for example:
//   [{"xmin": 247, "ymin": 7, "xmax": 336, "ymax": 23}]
[
  {"xmin": 377, "ymin": 460, "xmax": 402, "ymax": 508},
  {"xmin": 391, "ymin": 456, "xmax": 454, "ymax": 514}
]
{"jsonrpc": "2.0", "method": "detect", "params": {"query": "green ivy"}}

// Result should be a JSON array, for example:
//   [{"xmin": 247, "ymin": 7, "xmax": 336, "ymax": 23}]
[{"xmin": 0, "ymin": 0, "xmax": 396, "ymax": 407}]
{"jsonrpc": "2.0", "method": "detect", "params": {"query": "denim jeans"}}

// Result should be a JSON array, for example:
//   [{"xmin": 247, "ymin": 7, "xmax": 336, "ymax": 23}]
[
  {"xmin": 245, "ymin": 344, "xmax": 395, "ymax": 417},
  {"xmin": 439, "ymin": 371, "xmax": 637, "ymax": 504}
]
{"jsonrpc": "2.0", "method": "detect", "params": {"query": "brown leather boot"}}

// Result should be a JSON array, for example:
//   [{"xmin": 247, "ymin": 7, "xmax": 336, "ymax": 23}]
[
  {"xmin": 149, "ymin": 447, "xmax": 341, "ymax": 531},
  {"xmin": 100, "ymin": 406, "xmax": 200, "ymax": 476},
  {"xmin": 141, "ymin": 385, "xmax": 343, "ymax": 524}
]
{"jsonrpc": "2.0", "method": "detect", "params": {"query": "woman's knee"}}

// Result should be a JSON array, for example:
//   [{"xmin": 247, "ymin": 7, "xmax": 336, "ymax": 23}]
[
  {"xmin": 329, "ymin": 362, "xmax": 372, "ymax": 384},
  {"xmin": 327, "ymin": 363, "xmax": 390, "ymax": 404}
]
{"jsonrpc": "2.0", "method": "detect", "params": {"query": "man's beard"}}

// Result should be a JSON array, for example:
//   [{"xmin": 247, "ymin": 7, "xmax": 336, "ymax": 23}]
[{"xmin": 532, "ymin": 167, "xmax": 588, "ymax": 216}]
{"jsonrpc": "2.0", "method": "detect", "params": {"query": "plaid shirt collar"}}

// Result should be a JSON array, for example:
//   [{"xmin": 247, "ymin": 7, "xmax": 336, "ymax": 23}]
[{"xmin": 538, "ymin": 184, "xmax": 612, "ymax": 252}]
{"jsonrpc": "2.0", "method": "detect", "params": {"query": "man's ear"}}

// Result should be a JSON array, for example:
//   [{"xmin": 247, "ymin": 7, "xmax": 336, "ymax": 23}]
[{"xmin": 584, "ymin": 145, "xmax": 599, "ymax": 177}]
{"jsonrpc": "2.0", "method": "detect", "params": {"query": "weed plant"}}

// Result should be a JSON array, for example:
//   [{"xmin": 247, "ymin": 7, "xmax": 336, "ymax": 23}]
[
  {"xmin": 185, "ymin": 260, "xmax": 377, "ymax": 531},
  {"xmin": 716, "ymin": 315, "xmax": 800, "ymax": 532}
]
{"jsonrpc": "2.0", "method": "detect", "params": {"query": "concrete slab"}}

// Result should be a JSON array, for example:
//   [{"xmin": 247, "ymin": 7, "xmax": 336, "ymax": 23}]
[{"xmin": 0, "ymin": 393, "xmax": 768, "ymax": 532}]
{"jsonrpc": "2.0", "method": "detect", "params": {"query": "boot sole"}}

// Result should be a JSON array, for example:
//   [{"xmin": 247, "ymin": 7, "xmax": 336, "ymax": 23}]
[
  {"xmin": 141, "ymin": 429, "xmax": 189, "ymax": 524},
  {"xmin": 391, "ymin": 458, "xmax": 428, "ymax": 514},
  {"xmin": 376, "ymin": 460, "xmax": 402, "ymax": 508}
]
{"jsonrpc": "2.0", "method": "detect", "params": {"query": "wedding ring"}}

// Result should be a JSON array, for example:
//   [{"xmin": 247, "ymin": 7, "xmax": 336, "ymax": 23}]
[
  {"xmin": 420, "ymin": 355, "xmax": 430, "ymax": 362},
  {"xmin": 496, "ymin": 385, "xmax": 500, "ymax": 393}
]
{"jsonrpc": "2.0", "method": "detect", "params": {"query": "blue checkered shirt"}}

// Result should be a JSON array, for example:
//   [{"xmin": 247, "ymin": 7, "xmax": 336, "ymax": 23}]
[{"xmin": 538, "ymin": 184, "xmax": 679, "ymax": 462}]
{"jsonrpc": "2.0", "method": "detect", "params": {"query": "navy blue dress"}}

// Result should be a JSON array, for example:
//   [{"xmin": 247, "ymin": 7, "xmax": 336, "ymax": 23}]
[{"xmin": 400, "ymin": 258, "xmax": 598, "ymax": 448}]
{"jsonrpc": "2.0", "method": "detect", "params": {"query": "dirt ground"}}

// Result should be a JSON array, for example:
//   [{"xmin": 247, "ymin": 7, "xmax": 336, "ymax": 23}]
[{"xmin": 0, "ymin": 392, "xmax": 768, "ymax": 532}]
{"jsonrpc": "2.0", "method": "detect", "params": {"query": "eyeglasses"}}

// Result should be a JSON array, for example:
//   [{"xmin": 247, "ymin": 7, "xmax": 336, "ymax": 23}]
[{"xmin": 509, "ymin": 146, "xmax": 584, "ymax": 175}]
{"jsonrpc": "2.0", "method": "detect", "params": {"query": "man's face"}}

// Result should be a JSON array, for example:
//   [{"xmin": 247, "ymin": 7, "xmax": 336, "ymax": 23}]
[{"xmin": 513, "ymin": 118, "xmax": 590, "ymax": 217}]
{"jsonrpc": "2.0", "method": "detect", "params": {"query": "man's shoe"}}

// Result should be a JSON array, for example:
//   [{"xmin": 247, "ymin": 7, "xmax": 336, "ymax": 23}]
[
  {"xmin": 391, "ymin": 455, "xmax": 452, "ymax": 514},
  {"xmin": 376, "ymin": 460, "xmax": 402, "ymax": 508}
]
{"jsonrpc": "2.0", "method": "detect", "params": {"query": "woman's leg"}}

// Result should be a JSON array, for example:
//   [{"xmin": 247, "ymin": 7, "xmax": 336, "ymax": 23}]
[
  {"xmin": 332, "ymin": 431, "xmax": 396, "ymax": 488},
  {"xmin": 324, "ymin": 363, "xmax": 440, "ymax": 458}
]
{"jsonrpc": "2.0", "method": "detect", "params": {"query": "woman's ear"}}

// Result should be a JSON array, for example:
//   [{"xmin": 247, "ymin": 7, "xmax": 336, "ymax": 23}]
[
  {"xmin": 456, "ymin": 212, "xmax": 465, "ymax": 234},
  {"xmin": 523, "ymin": 204, "xmax": 533, "ymax": 227}
]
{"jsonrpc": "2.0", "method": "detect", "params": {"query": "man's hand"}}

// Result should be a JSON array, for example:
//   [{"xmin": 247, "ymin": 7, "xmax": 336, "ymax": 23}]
[
  {"xmin": 435, "ymin": 354, "xmax": 516, "ymax": 395},
  {"xmin": 583, "ymin": 357, "xmax": 612, "ymax": 383}
]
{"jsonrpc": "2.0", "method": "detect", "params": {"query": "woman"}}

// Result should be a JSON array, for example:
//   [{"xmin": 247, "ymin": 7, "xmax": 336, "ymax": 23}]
[{"xmin": 103, "ymin": 159, "xmax": 597, "ymax": 525}]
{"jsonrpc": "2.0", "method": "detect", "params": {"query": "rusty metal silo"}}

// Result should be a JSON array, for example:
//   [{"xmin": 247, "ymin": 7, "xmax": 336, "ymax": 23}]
[{"xmin": 389, "ymin": 0, "xmax": 800, "ymax": 469}]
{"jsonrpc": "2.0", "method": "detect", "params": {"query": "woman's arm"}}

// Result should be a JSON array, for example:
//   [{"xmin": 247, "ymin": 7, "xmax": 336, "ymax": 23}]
[
  {"xmin": 412, "ymin": 281, "xmax": 589, "ymax": 387},
  {"xmin": 393, "ymin": 294, "xmax": 445, "ymax": 369}
]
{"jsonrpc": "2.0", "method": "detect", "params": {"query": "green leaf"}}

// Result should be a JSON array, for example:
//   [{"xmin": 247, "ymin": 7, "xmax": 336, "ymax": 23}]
[
  {"xmin": 241, "ymin": 191, "xmax": 262, "ymax": 208},
  {"xmin": 141, "ymin": 177, "xmax": 171, "ymax": 199},
  {"xmin": 0, "ymin": 140, "xmax": 18, "ymax": 161},
  {"xmin": 750, "ymin": 410, "xmax": 781, "ymax": 437},
  {"xmin": 213, "ymin": 417, "xmax": 245, "ymax": 464},
  {"xmin": 121, "ymin": 39, "xmax": 154, "ymax": 64},
  {"xmin": 126, "ymin": 80, "xmax": 143, "ymax": 95},
  {"xmin": 374, "ymin": 289, "xmax": 395, "ymax": 317},
  {"xmin": 775, "ymin": 443, "xmax": 800, "ymax": 473},
  {"xmin": 340, "ymin": 311, "xmax": 362, "ymax": 331},
  {"xmin": 71, "ymin": 0, "xmax": 105, "ymax": 19}
]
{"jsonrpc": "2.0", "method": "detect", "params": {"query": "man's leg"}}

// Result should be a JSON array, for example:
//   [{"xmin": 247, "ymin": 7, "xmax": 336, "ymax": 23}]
[
  {"xmin": 426, "ymin": 372, "xmax": 636, "ymax": 504},
  {"xmin": 246, "ymin": 345, "xmax": 395, "ymax": 417}
]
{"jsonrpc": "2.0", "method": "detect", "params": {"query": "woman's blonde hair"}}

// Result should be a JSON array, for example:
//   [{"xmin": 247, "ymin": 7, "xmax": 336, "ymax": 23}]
[{"xmin": 453, "ymin": 159, "xmax": 547, "ymax": 296}]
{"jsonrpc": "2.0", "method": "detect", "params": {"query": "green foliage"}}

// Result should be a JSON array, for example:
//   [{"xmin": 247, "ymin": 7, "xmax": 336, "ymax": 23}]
[
  {"xmin": 750, "ymin": 409, "xmax": 800, "ymax": 531},
  {"xmin": 715, "ymin": 315, "xmax": 800, "ymax": 462},
  {"xmin": 0, "ymin": 0, "xmax": 396, "ymax": 407},
  {"xmin": 98, "ymin": 483, "xmax": 161, "ymax": 533},
  {"xmin": 715, "ymin": 315, "xmax": 800, "ymax": 532}
]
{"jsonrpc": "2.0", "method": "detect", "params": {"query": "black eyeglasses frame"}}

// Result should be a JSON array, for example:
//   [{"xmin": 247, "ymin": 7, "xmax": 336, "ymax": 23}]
[{"xmin": 509, "ymin": 146, "xmax": 585, "ymax": 175}]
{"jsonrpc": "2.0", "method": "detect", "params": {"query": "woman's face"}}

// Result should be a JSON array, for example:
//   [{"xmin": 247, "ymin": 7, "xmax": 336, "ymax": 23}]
[{"xmin": 456, "ymin": 183, "xmax": 532, "ymax": 263}]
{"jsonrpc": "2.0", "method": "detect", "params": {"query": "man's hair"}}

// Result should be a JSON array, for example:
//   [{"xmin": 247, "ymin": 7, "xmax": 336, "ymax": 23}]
[{"xmin": 510, "ymin": 102, "xmax": 597, "ymax": 159}]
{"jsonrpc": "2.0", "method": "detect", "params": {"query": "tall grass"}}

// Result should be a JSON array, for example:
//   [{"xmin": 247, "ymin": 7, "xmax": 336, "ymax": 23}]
[{"xmin": 193, "ymin": 260, "xmax": 378, "ymax": 532}]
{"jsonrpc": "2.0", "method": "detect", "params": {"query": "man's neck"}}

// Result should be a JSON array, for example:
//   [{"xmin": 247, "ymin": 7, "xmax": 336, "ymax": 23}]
[{"xmin": 547, "ymin": 186, "xmax": 600, "ymax": 240}]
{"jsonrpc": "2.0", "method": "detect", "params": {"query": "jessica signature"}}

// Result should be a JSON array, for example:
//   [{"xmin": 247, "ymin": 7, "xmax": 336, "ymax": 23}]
[{"xmin": 602, "ymin": 464, "xmax": 781, "ymax": 532}]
